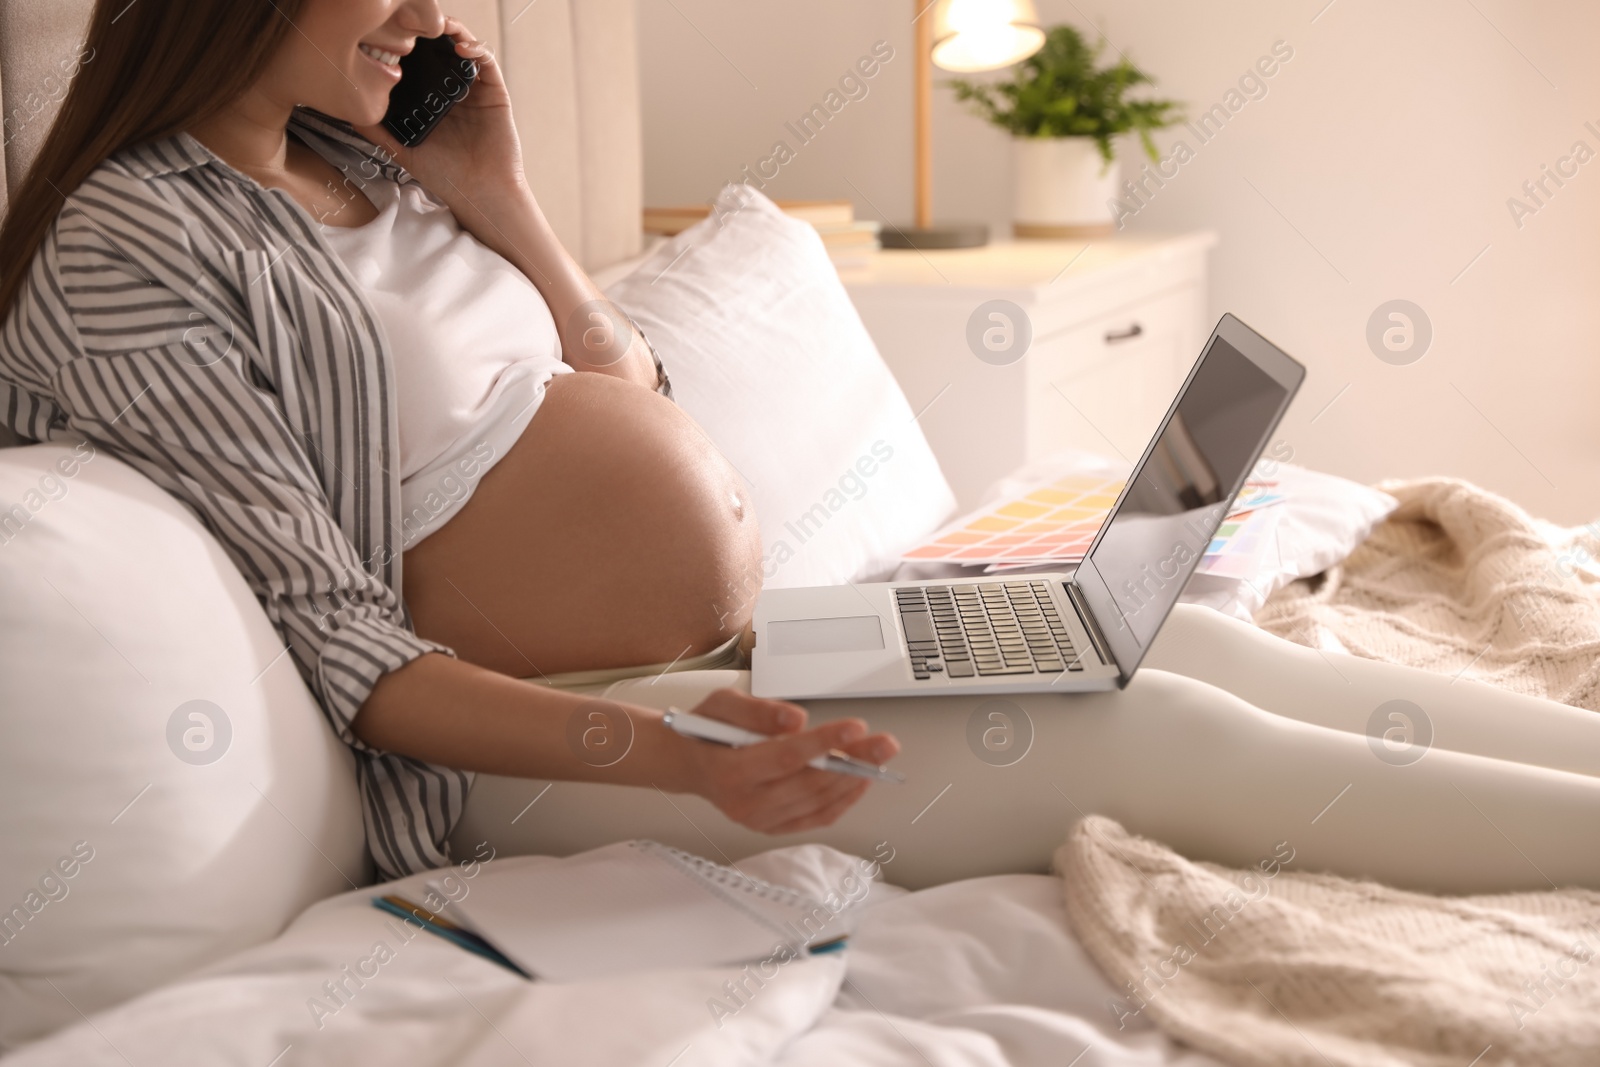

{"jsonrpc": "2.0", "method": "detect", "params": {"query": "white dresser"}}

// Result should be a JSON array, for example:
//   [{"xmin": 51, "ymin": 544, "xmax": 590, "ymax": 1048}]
[{"xmin": 839, "ymin": 233, "xmax": 1217, "ymax": 510}]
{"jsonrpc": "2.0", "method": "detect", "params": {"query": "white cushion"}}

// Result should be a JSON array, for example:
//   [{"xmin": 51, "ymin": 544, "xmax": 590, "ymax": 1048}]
[
  {"xmin": 0, "ymin": 442, "xmax": 367, "ymax": 1051},
  {"xmin": 894, "ymin": 449, "xmax": 1396, "ymax": 622},
  {"xmin": 606, "ymin": 185, "xmax": 956, "ymax": 588},
  {"xmin": 1181, "ymin": 462, "xmax": 1399, "ymax": 621}
]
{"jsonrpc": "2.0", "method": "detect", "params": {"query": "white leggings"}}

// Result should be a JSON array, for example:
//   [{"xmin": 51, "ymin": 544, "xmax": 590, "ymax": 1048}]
[{"xmin": 452, "ymin": 604, "xmax": 1600, "ymax": 893}]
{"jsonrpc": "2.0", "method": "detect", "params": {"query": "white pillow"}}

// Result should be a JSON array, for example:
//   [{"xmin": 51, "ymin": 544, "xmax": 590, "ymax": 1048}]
[
  {"xmin": 891, "ymin": 450, "xmax": 1397, "ymax": 623},
  {"xmin": 606, "ymin": 185, "xmax": 956, "ymax": 588},
  {"xmin": 1181, "ymin": 462, "xmax": 1399, "ymax": 621},
  {"xmin": 0, "ymin": 442, "xmax": 367, "ymax": 1051},
  {"xmin": 586, "ymin": 235, "xmax": 666, "ymax": 290}
]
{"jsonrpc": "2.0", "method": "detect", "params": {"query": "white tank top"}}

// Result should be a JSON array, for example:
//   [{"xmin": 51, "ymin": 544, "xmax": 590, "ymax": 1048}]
[{"xmin": 319, "ymin": 161, "xmax": 571, "ymax": 548}]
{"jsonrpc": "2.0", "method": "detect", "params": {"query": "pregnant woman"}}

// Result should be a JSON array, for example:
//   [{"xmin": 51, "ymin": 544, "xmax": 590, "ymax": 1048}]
[
  {"xmin": 0, "ymin": 0, "xmax": 897, "ymax": 878},
  {"xmin": 6, "ymin": 0, "xmax": 1600, "ymax": 896}
]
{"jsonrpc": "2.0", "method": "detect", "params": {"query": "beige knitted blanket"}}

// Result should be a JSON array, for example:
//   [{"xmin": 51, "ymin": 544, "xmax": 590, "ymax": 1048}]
[
  {"xmin": 1057, "ymin": 816, "xmax": 1600, "ymax": 1067},
  {"xmin": 1256, "ymin": 477, "xmax": 1600, "ymax": 711}
]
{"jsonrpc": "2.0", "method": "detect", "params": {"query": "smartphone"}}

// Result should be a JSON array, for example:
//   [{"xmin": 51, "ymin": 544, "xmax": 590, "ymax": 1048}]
[{"xmin": 382, "ymin": 34, "xmax": 478, "ymax": 147}]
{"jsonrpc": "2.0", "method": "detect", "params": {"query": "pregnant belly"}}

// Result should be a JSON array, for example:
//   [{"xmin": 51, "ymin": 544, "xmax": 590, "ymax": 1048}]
[{"xmin": 401, "ymin": 372, "xmax": 762, "ymax": 677}]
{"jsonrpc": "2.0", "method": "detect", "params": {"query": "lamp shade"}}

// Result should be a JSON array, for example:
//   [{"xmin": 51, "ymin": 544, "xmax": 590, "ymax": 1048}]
[{"xmin": 931, "ymin": 0, "xmax": 1045, "ymax": 73}]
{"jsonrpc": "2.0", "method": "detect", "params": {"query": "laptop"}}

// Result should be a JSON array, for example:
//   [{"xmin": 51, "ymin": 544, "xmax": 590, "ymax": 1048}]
[{"xmin": 750, "ymin": 313, "xmax": 1305, "ymax": 699}]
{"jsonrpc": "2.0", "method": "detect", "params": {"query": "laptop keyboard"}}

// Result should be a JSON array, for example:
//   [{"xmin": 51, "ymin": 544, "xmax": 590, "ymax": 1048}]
[{"xmin": 893, "ymin": 581, "xmax": 1084, "ymax": 680}]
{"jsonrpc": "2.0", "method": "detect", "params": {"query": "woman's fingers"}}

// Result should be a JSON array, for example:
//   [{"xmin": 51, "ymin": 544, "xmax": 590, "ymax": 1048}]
[
  {"xmin": 696, "ymin": 726, "xmax": 852, "ymax": 820},
  {"xmin": 442, "ymin": 15, "xmax": 479, "ymax": 48},
  {"xmin": 745, "ymin": 719, "xmax": 870, "ymax": 784},
  {"xmin": 442, "ymin": 16, "xmax": 502, "ymax": 86},
  {"xmin": 690, "ymin": 688, "xmax": 808, "ymax": 736},
  {"xmin": 832, "ymin": 729, "xmax": 900, "ymax": 767},
  {"xmin": 682, "ymin": 692, "xmax": 895, "ymax": 832},
  {"xmin": 702, "ymin": 727, "xmax": 892, "ymax": 828},
  {"xmin": 687, "ymin": 691, "xmax": 900, "ymax": 769},
  {"xmin": 742, "ymin": 766, "xmax": 868, "ymax": 833},
  {"xmin": 768, "ymin": 779, "xmax": 871, "ymax": 835}
]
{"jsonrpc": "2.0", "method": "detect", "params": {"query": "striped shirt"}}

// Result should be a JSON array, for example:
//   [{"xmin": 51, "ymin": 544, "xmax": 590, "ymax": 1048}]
[{"xmin": 0, "ymin": 107, "xmax": 662, "ymax": 879}]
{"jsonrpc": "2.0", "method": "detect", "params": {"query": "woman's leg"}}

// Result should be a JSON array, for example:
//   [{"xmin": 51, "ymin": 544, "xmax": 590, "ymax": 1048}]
[
  {"xmin": 453, "ymin": 663, "xmax": 1600, "ymax": 895},
  {"xmin": 1145, "ymin": 602, "xmax": 1600, "ymax": 780}
]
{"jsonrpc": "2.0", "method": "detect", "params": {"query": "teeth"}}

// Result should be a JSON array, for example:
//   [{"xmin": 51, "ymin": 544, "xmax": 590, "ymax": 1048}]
[{"xmin": 361, "ymin": 44, "xmax": 402, "ymax": 66}]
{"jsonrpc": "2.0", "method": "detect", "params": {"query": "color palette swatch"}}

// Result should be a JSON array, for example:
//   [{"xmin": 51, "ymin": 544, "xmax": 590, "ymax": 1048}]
[
  {"xmin": 1197, "ymin": 484, "xmax": 1286, "ymax": 579},
  {"xmin": 902, "ymin": 474, "xmax": 1127, "ymax": 565},
  {"xmin": 904, "ymin": 473, "xmax": 1287, "ymax": 572},
  {"xmin": 1220, "ymin": 482, "xmax": 1285, "ymax": 520}
]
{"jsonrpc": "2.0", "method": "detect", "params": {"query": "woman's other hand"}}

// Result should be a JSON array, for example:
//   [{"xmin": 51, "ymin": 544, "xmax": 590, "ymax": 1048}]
[
  {"xmin": 677, "ymin": 689, "xmax": 901, "ymax": 835},
  {"xmin": 352, "ymin": 17, "xmax": 530, "ymax": 224}
]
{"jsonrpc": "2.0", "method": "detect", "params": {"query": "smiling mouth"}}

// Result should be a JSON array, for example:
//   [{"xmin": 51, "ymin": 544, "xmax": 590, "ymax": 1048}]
[{"xmin": 359, "ymin": 43, "xmax": 406, "ymax": 67}]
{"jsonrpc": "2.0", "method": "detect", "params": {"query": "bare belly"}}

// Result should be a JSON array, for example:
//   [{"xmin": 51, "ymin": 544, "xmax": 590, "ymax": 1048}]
[{"xmin": 402, "ymin": 372, "xmax": 762, "ymax": 677}]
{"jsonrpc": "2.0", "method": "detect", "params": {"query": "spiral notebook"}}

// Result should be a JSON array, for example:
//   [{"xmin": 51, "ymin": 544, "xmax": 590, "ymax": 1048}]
[{"xmin": 431, "ymin": 840, "xmax": 849, "ymax": 981}]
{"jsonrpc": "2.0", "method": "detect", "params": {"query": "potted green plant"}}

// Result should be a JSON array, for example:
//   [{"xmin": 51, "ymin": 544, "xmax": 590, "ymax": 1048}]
[{"xmin": 949, "ymin": 25, "xmax": 1182, "ymax": 236}]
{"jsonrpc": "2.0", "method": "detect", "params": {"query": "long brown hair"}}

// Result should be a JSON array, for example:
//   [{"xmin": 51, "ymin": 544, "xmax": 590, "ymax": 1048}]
[{"xmin": 0, "ymin": 0, "xmax": 307, "ymax": 324}]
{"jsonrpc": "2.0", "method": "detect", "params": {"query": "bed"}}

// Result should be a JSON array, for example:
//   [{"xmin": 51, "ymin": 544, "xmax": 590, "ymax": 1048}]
[
  {"xmin": 2, "ymin": 845, "xmax": 1229, "ymax": 1067},
  {"xmin": 4, "ymin": 4, "xmax": 1599, "ymax": 1065}
]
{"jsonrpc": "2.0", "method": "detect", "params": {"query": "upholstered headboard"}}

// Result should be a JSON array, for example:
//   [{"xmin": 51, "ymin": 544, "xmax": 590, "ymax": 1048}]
[{"xmin": 0, "ymin": 0, "xmax": 643, "ymax": 265}]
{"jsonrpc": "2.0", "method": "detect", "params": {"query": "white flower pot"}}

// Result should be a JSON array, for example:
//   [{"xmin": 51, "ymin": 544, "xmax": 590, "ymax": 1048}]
[{"xmin": 1011, "ymin": 135, "xmax": 1121, "ymax": 238}]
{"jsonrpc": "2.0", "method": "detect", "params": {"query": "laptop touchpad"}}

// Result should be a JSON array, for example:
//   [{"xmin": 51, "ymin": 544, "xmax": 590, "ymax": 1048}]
[{"xmin": 767, "ymin": 616, "xmax": 885, "ymax": 655}]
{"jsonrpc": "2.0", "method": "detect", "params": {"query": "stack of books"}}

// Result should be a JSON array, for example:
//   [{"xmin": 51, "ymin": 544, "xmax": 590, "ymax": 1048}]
[{"xmin": 643, "ymin": 198, "xmax": 881, "ymax": 270}]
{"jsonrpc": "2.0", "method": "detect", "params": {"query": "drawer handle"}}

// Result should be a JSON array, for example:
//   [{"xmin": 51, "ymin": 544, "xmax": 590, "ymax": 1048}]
[{"xmin": 1104, "ymin": 323, "xmax": 1144, "ymax": 344}]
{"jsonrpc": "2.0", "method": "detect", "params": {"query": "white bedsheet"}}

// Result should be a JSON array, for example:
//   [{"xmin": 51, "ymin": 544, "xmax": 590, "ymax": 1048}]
[{"xmin": 7, "ymin": 845, "xmax": 1224, "ymax": 1067}]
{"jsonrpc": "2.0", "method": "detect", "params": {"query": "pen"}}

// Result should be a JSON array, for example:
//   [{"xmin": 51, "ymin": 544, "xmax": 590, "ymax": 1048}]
[
  {"xmin": 662, "ymin": 707, "xmax": 905, "ymax": 784},
  {"xmin": 371, "ymin": 896, "xmax": 531, "ymax": 978}
]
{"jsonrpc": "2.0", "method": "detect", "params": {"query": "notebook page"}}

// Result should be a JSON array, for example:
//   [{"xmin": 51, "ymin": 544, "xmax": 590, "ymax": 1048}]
[
  {"xmin": 635, "ymin": 841, "xmax": 852, "ymax": 946},
  {"xmin": 442, "ymin": 842, "xmax": 827, "ymax": 981}
]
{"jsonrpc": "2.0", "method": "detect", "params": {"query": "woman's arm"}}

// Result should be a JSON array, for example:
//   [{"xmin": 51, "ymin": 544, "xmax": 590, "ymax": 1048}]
[
  {"xmin": 451, "ymin": 187, "xmax": 660, "ymax": 389},
  {"xmin": 352, "ymin": 18, "xmax": 658, "ymax": 390},
  {"xmin": 337, "ymin": 18, "xmax": 899, "ymax": 834},
  {"xmin": 355, "ymin": 652, "xmax": 899, "ymax": 835}
]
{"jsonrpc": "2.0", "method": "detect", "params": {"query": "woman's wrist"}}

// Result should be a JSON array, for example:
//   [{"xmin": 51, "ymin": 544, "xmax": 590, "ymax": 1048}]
[
  {"xmin": 443, "ymin": 184, "xmax": 661, "ymax": 390},
  {"xmin": 356, "ymin": 654, "xmax": 700, "ymax": 790},
  {"xmin": 617, "ymin": 707, "xmax": 702, "ymax": 795},
  {"xmin": 450, "ymin": 182, "xmax": 554, "ymax": 280}
]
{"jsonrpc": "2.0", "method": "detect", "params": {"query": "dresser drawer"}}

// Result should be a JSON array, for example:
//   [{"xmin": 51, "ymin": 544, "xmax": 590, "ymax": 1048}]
[{"xmin": 1025, "ymin": 284, "xmax": 1203, "ymax": 462}]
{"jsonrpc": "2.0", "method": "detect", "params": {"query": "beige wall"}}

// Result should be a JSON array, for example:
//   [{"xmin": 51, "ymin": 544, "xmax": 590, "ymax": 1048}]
[{"xmin": 640, "ymin": 0, "xmax": 1600, "ymax": 523}]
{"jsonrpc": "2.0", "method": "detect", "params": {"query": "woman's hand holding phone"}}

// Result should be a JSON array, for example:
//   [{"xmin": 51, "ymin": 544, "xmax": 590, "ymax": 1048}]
[
  {"xmin": 345, "ymin": 17, "xmax": 655, "ymax": 387},
  {"xmin": 352, "ymin": 17, "xmax": 533, "ymax": 230}
]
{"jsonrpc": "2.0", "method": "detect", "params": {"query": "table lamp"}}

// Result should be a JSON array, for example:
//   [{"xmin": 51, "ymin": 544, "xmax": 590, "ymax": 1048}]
[{"xmin": 881, "ymin": 0, "xmax": 1046, "ymax": 250}]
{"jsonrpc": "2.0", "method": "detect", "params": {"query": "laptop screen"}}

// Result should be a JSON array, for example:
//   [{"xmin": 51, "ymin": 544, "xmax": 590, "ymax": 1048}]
[{"xmin": 1074, "ymin": 316, "xmax": 1303, "ymax": 677}]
